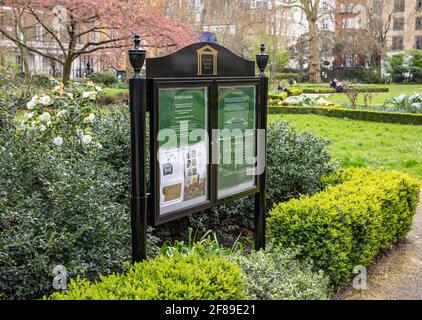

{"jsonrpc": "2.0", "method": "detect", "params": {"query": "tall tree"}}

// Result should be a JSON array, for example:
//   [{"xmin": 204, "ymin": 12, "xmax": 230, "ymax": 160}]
[
  {"xmin": 0, "ymin": 0, "xmax": 197, "ymax": 84},
  {"xmin": 282, "ymin": 0, "xmax": 334, "ymax": 83}
]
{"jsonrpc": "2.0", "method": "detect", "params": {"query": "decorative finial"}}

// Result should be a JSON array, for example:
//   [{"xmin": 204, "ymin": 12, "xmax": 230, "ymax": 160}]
[
  {"xmin": 260, "ymin": 44, "xmax": 265, "ymax": 54},
  {"xmin": 129, "ymin": 34, "xmax": 146, "ymax": 79},
  {"xmin": 256, "ymin": 43, "xmax": 269, "ymax": 77},
  {"xmin": 134, "ymin": 34, "xmax": 141, "ymax": 50}
]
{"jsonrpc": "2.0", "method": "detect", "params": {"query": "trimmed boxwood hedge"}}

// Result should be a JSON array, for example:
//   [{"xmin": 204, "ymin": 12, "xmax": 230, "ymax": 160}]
[
  {"xmin": 268, "ymin": 168, "xmax": 420, "ymax": 288},
  {"xmin": 302, "ymin": 87, "xmax": 389, "ymax": 94},
  {"xmin": 268, "ymin": 106, "xmax": 422, "ymax": 125},
  {"xmin": 49, "ymin": 253, "xmax": 247, "ymax": 300}
]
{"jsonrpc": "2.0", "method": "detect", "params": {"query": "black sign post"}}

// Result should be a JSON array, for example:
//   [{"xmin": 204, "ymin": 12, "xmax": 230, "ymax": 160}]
[
  {"xmin": 129, "ymin": 35, "xmax": 148, "ymax": 262},
  {"xmin": 129, "ymin": 35, "xmax": 269, "ymax": 262}
]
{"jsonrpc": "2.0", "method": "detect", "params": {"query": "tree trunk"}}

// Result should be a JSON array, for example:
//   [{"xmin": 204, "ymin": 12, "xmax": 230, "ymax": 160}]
[
  {"xmin": 308, "ymin": 19, "xmax": 321, "ymax": 83},
  {"xmin": 19, "ymin": 46, "xmax": 31, "ymax": 83},
  {"xmin": 62, "ymin": 58, "xmax": 73, "ymax": 85}
]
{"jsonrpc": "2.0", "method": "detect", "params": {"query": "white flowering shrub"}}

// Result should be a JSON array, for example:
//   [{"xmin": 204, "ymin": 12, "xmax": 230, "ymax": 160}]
[
  {"xmin": 238, "ymin": 248, "xmax": 330, "ymax": 300},
  {"xmin": 384, "ymin": 92, "xmax": 422, "ymax": 114},
  {"xmin": 0, "ymin": 85, "xmax": 159, "ymax": 300},
  {"xmin": 18, "ymin": 81, "xmax": 104, "ymax": 149}
]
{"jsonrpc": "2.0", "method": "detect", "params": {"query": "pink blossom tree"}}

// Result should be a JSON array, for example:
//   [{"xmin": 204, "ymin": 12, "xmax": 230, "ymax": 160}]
[{"xmin": 0, "ymin": 0, "xmax": 198, "ymax": 84}]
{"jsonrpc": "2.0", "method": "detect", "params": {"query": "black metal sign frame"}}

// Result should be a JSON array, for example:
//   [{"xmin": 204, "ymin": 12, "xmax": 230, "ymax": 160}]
[{"xmin": 129, "ymin": 36, "xmax": 269, "ymax": 262}]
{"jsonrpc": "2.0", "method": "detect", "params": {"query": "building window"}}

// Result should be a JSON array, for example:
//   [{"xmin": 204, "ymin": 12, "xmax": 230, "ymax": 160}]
[
  {"xmin": 415, "ymin": 35, "xmax": 422, "ymax": 49},
  {"xmin": 392, "ymin": 36, "xmax": 404, "ymax": 50},
  {"xmin": 373, "ymin": 0, "xmax": 383, "ymax": 13},
  {"xmin": 417, "ymin": 0, "xmax": 422, "ymax": 11},
  {"xmin": 416, "ymin": 17, "xmax": 422, "ymax": 30},
  {"xmin": 393, "ymin": 17, "xmax": 405, "ymax": 30},
  {"xmin": 251, "ymin": 0, "xmax": 268, "ymax": 10},
  {"xmin": 343, "ymin": 18, "xmax": 354, "ymax": 29},
  {"xmin": 394, "ymin": 0, "xmax": 405, "ymax": 12}
]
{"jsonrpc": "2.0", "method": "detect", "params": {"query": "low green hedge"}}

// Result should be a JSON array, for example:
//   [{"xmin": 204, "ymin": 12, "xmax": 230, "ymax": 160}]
[
  {"xmin": 268, "ymin": 106, "xmax": 422, "ymax": 125},
  {"xmin": 49, "ymin": 253, "xmax": 247, "ymax": 300},
  {"xmin": 268, "ymin": 168, "xmax": 420, "ymax": 288},
  {"xmin": 278, "ymin": 73, "xmax": 300, "ymax": 81},
  {"xmin": 301, "ymin": 87, "xmax": 389, "ymax": 94},
  {"xmin": 269, "ymin": 92, "xmax": 288, "ymax": 105}
]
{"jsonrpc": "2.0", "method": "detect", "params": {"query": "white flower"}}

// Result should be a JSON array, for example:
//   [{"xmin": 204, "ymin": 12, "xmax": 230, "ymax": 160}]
[
  {"xmin": 83, "ymin": 91, "xmax": 97, "ymax": 100},
  {"xmin": 26, "ymin": 96, "xmax": 38, "ymax": 110},
  {"xmin": 53, "ymin": 136, "xmax": 64, "ymax": 147},
  {"xmin": 67, "ymin": 93, "xmax": 74, "ymax": 99},
  {"xmin": 95, "ymin": 86, "xmax": 102, "ymax": 92},
  {"xmin": 95, "ymin": 142, "xmax": 103, "ymax": 149},
  {"xmin": 25, "ymin": 112, "xmax": 34, "ymax": 119},
  {"xmin": 411, "ymin": 102, "xmax": 422, "ymax": 110},
  {"xmin": 40, "ymin": 95, "xmax": 52, "ymax": 106},
  {"xmin": 57, "ymin": 110, "xmax": 68, "ymax": 118},
  {"xmin": 39, "ymin": 112, "xmax": 52, "ymax": 123},
  {"xmin": 38, "ymin": 124, "xmax": 47, "ymax": 132},
  {"xmin": 81, "ymin": 134, "xmax": 93, "ymax": 145},
  {"xmin": 83, "ymin": 114, "xmax": 96, "ymax": 123}
]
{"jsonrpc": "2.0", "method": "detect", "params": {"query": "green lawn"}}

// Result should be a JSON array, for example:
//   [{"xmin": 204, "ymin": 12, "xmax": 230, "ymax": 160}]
[
  {"xmin": 269, "ymin": 114, "xmax": 422, "ymax": 181},
  {"xmin": 297, "ymin": 83, "xmax": 422, "ymax": 107},
  {"xmin": 103, "ymin": 88, "xmax": 128, "ymax": 96}
]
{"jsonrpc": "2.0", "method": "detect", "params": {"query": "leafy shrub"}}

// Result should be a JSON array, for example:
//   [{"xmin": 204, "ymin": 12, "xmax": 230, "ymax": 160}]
[
  {"xmin": 90, "ymin": 72, "xmax": 118, "ymax": 87},
  {"xmin": 266, "ymin": 120, "xmax": 335, "ymax": 203},
  {"xmin": 238, "ymin": 248, "xmax": 330, "ymax": 300},
  {"xmin": 49, "ymin": 253, "xmax": 247, "ymax": 300},
  {"xmin": 31, "ymin": 75, "xmax": 54, "ymax": 88},
  {"xmin": 384, "ymin": 93, "xmax": 422, "ymax": 114},
  {"xmin": 268, "ymin": 167, "xmax": 420, "ymax": 288},
  {"xmin": 99, "ymin": 92, "xmax": 129, "ymax": 106},
  {"xmin": 288, "ymin": 88, "xmax": 303, "ymax": 96},
  {"xmin": 0, "ymin": 85, "xmax": 159, "ymax": 300},
  {"xmin": 277, "ymin": 73, "xmax": 299, "ymax": 81},
  {"xmin": 301, "ymin": 87, "xmax": 389, "ymax": 94},
  {"xmin": 268, "ymin": 106, "xmax": 422, "ymax": 125},
  {"xmin": 269, "ymin": 92, "xmax": 288, "ymax": 105}
]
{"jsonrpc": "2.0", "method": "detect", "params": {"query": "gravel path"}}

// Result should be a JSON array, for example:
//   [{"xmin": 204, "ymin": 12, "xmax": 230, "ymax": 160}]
[{"xmin": 339, "ymin": 191, "xmax": 422, "ymax": 300}]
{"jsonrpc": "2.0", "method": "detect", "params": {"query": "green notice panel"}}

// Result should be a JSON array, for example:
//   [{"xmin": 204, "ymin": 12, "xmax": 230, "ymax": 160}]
[
  {"xmin": 218, "ymin": 86, "xmax": 256, "ymax": 199},
  {"xmin": 158, "ymin": 87, "xmax": 208, "ymax": 215}
]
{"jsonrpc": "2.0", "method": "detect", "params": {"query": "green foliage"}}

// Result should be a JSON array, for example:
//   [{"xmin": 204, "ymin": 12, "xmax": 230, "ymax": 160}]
[
  {"xmin": 0, "ymin": 87, "xmax": 158, "ymax": 300},
  {"xmin": 268, "ymin": 106, "xmax": 422, "ymax": 125},
  {"xmin": 301, "ymin": 87, "xmax": 389, "ymax": 94},
  {"xmin": 159, "ymin": 229, "xmax": 243, "ymax": 259},
  {"xmin": 288, "ymin": 88, "xmax": 304, "ymax": 96},
  {"xmin": 31, "ymin": 75, "xmax": 54, "ymax": 89},
  {"xmin": 386, "ymin": 50, "xmax": 422, "ymax": 82},
  {"xmin": 268, "ymin": 167, "xmax": 420, "ymax": 288},
  {"xmin": 90, "ymin": 72, "xmax": 118, "ymax": 87},
  {"xmin": 238, "ymin": 248, "xmax": 330, "ymax": 300},
  {"xmin": 384, "ymin": 92, "xmax": 422, "ymax": 114},
  {"xmin": 266, "ymin": 120, "xmax": 335, "ymax": 203},
  {"xmin": 268, "ymin": 92, "xmax": 288, "ymax": 105},
  {"xmin": 49, "ymin": 253, "xmax": 247, "ymax": 300},
  {"xmin": 278, "ymin": 73, "xmax": 299, "ymax": 81}
]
